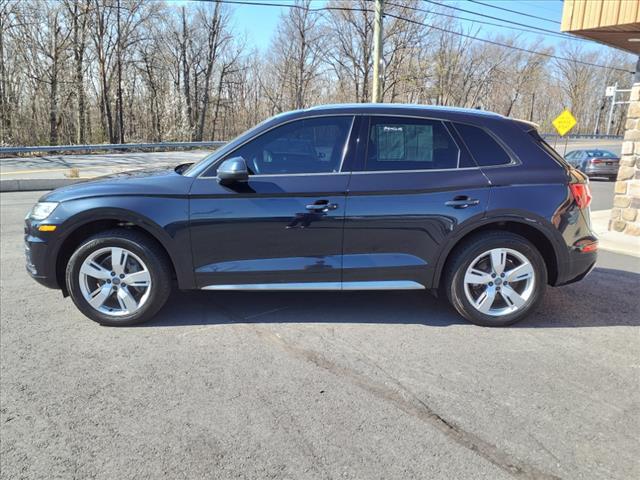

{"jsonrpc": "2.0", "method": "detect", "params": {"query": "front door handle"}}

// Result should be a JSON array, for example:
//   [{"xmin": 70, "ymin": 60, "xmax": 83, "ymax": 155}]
[
  {"xmin": 306, "ymin": 200, "xmax": 338, "ymax": 212},
  {"xmin": 445, "ymin": 196, "xmax": 480, "ymax": 209}
]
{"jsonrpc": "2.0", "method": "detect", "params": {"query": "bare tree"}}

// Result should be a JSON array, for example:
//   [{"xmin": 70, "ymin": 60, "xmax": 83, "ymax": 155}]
[{"xmin": 0, "ymin": 0, "xmax": 636, "ymax": 146}]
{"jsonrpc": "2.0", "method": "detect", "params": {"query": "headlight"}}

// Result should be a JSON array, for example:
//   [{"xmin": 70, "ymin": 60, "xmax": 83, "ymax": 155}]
[{"xmin": 29, "ymin": 202, "xmax": 59, "ymax": 221}]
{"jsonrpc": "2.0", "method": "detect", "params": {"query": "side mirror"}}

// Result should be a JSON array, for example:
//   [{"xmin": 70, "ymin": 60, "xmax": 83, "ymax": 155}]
[{"xmin": 217, "ymin": 157, "xmax": 249, "ymax": 184}]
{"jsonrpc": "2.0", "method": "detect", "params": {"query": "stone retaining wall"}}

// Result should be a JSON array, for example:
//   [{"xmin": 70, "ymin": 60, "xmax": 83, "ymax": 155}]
[{"xmin": 610, "ymin": 82, "xmax": 640, "ymax": 236}]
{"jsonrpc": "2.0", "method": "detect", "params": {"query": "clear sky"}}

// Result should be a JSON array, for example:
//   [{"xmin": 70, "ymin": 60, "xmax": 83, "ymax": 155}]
[{"xmin": 210, "ymin": 0, "xmax": 622, "ymax": 56}]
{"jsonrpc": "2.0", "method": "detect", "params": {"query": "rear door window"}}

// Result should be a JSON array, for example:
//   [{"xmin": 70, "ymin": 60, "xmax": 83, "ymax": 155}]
[
  {"xmin": 366, "ymin": 117, "xmax": 460, "ymax": 171},
  {"xmin": 453, "ymin": 123, "xmax": 512, "ymax": 166}
]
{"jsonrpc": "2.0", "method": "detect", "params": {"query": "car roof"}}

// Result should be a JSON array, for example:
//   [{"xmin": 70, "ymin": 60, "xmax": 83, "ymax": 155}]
[
  {"xmin": 273, "ymin": 103, "xmax": 510, "ymax": 125},
  {"xmin": 307, "ymin": 103, "xmax": 503, "ymax": 118}
]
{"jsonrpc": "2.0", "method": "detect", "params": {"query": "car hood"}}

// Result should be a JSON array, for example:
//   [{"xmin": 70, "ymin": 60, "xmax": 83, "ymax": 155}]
[{"xmin": 40, "ymin": 166, "xmax": 195, "ymax": 202}]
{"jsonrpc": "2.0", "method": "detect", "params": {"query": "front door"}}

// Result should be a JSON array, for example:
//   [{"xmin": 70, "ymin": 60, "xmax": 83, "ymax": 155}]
[
  {"xmin": 342, "ymin": 115, "xmax": 491, "ymax": 289},
  {"xmin": 189, "ymin": 115, "xmax": 357, "ymax": 289}
]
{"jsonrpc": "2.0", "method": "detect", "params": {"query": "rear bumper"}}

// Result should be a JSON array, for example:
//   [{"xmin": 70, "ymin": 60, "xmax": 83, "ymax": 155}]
[
  {"xmin": 556, "ymin": 249, "xmax": 597, "ymax": 286},
  {"xmin": 584, "ymin": 165, "xmax": 618, "ymax": 176}
]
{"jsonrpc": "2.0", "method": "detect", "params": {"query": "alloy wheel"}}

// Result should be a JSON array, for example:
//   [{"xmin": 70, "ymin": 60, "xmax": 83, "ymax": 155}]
[
  {"xmin": 78, "ymin": 247, "xmax": 152, "ymax": 317},
  {"xmin": 463, "ymin": 247, "xmax": 536, "ymax": 317}
]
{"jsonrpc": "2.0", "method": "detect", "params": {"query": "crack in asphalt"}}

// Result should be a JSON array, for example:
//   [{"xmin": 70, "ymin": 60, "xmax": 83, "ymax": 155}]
[{"xmin": 251, "ymin": 327, "xmax": 562, "ymax": 480}]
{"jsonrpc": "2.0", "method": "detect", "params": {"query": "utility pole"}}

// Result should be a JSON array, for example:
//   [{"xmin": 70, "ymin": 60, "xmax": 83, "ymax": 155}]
[
  {"xmin": 372, "ymin": 0, "xmax": 383, "ymax": 103},
  {"xmin": 528, "ymin": 92, "xmax": 535, "ymax": 122},
  {"xmin": 606, "ymin": 82, "xmax": 618, "ymax": 136}
]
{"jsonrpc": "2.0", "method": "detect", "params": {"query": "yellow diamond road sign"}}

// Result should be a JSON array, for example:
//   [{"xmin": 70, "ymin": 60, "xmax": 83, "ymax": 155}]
[{"xmin": 552, "ymin": 110, "xmax": 577, "ymax": 136}]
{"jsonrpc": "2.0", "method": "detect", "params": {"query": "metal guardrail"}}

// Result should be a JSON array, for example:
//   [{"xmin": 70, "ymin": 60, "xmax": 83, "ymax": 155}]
[
  {"xmin": 0, "ymin": 141, "xmax": 226, "ymax": 155},
  {"xmin": 540, "ymin": 133, "xmax": 623, "ymax": 140},
  {"xmin": 0, "ymin": 134, "xmax": 621, "ymax": 156}
]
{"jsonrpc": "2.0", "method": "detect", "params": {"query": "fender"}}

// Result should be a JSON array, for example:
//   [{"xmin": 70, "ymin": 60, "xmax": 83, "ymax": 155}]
[
  {"xmin": 52, "ymin": 202, "xmax": 195, "ymax": 290},
  {"xmin": 431, "ymin": 209, "xmax": 569, "ymax": 289}
]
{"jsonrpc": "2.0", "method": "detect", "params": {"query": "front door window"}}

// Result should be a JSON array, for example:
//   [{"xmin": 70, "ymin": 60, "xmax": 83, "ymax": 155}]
[{"xmin": 223, "ymin": 116, "xmax": 353, "ymax": 175}]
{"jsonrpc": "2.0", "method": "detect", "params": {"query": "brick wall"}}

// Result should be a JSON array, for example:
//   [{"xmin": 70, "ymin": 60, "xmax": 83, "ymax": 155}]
[{"xmin": 610, "ymin": 82, "xmax": 640, "ymax": 236}]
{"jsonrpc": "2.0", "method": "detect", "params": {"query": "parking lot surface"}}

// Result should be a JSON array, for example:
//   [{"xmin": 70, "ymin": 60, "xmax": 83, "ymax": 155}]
[{"xmin": 1, "ymin": 191, "xmax": 638, "ymax": 480}]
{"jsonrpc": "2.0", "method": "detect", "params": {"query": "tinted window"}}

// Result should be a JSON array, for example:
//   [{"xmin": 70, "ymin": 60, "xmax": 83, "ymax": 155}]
[
  {"xmin": 220, "ymin": 116, "xmax": 352, "ymax": 175},
  {"xmin": 454, "ymin": 123, "xmax": 511, "ymax": 166},
  {"xmin": 586, "ymin": 150, "xmax": 616, "ymax": 158},
  {"xmin": 366, "ymin": 117, "xmax": 460, "ymax": 171}
]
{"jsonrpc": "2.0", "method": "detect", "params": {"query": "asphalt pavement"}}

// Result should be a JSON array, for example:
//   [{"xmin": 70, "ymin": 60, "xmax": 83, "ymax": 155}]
[{"xmin": 1, "ymin": 191, "xmax": 638, "ymax": 480}]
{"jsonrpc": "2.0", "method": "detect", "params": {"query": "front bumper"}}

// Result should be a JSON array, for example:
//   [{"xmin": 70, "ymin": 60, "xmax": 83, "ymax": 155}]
[{"xmin": 24, "ymin": 219, "xmax": 61, "ymax": 290}]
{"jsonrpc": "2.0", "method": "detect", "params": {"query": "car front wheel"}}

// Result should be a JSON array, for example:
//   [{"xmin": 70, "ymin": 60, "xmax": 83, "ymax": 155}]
[
  {"xmin": 445, "ymin": 232, "xmax": 547, "ymax": 327},
  {"xmin": 65, "ymin": 229, "xmax": 172, "ymax": 326}
]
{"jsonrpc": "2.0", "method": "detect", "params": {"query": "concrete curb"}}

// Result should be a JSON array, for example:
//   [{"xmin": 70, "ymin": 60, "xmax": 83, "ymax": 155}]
[
  {"xmin": 0, "ymin": 178, "xmax": 86, "ymax": 192},
  {"xmin": 591, "ymin": 209, "xmax": 640, "ymax": 258}
]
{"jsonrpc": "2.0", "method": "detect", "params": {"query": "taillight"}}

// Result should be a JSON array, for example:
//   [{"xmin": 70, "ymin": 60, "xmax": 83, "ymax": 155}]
[
  {"xmin": 570, "ymin": 183, "xmax": 592, "ymax": 209},
  {"xmin": 589, "ymin": 158, "xmax": 618, "ymax": 164}
]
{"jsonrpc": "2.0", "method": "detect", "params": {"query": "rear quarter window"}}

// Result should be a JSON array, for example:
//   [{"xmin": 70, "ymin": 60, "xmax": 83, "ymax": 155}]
[
  {"xmin": 526, "ymin": 129, "xmax": 571, "ymax": 167},
  {"xmin": 453, "ymin": 123, "xmax": 512, "ymax": 166}
]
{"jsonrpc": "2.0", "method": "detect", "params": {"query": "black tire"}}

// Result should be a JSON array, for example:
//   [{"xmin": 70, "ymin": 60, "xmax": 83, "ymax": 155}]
[
  {"xmin": 444, "ymin": 231, "xmax": 547, "ymax": 327},
  {"xmin": 65, "ymin": 229, "xmax": 172, "ymax": 326}
]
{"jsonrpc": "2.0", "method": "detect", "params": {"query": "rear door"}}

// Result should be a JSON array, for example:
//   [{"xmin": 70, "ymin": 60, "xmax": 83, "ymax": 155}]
[
  {"xmin": 189, "ymin": 115, "xmax": 357, "ymax": 289},
  {"xmin": 342, "ymin": 115, "xmax": 490, "ymax": 289}
]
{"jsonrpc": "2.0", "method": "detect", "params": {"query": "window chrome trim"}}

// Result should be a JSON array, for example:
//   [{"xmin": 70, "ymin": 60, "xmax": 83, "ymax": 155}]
[
  {"xmin": 201, "ymin": 280, "xmax": 425, "ymax": 291},
  {"xmin": 199, "ymin": 114, "xmax": 357, "ymax": 179},
  {"xmin": 349, "ymin": 166, "xmax": 481, "ymax": 175}
]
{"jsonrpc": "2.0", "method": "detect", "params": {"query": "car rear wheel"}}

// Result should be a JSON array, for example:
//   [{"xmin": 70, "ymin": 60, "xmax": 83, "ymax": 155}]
[
  {"xmin": 66, "ymin": 229, "xmax": 172, "ymax": 326},
  {"xmin": 445, "ymin": 232, "xmax": 547, "ymax": 327}
]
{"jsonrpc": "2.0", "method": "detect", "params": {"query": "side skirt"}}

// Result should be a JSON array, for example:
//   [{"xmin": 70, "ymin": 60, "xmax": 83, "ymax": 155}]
[{"xmin": 201, "ymin": 281, "xmax": 425, "ymax": 291}]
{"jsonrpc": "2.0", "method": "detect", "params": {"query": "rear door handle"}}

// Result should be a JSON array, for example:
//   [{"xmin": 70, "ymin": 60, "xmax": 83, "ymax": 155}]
[
  {"xmin": 445, "ymin": 196, "xmax": 480, "ymax": 209},
  {"xmin": 306, "ymin": 200, "xmax": 338, "ymax": 212}
]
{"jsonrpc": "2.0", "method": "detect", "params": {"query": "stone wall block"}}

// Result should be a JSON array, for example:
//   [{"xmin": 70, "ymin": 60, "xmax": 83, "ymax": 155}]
[
  {"xmin": 611, "ymin": 220, "xmax": 627, "ymax": 232},
  {"xmin": 614, "ymin": 181, "xmax": 628, "ymax": 194},
  {"xmin": 620, "ymin": 155, "xmax": 635, "ymax": 166},
  {"xmin": 617, "ymin": 166, "xmax": 636, "ymax": 181},
  {"xmin": 624, "ymin": 129, "xmax": 640, "ymax": 141},
  {"xmin": 624, "ymin": 222, "xmax": 640, "ymax": 236},
  {"xmin": 622, "ymin": 208, "xmax": 637, "ymax": 222},
  {"xmin": 628, "ymin": 181, "xmax": 640, "ymax": 197},
  {"xmin": 613, "ymin": 195, "xmax": 631, "ymax": 208}
]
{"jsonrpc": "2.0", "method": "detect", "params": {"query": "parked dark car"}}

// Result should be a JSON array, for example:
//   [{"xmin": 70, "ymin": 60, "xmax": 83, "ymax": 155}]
[
  {"xmin": 564, "ymin": 149, "xmax": 620, "ymax": 180},
  {"xmin": 25, "ymin": 104, "xmax": 598, "ymax": 327}
]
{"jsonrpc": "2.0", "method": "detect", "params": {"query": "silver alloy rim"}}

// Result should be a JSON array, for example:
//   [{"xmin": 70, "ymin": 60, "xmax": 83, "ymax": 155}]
[
  {"xmin": 79, "ymin": 247, "xmax": 152, "ymax": 317},
  {"xmin": 463, "ymin": 248, "xmax": 535, "ymax": 317}
]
